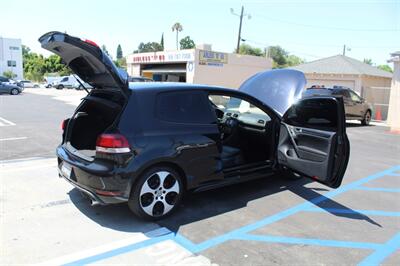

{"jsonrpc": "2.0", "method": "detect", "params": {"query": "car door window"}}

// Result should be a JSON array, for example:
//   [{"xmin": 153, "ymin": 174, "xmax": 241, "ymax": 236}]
[
  {"xmin": 284, "ymin": 98, "xmax": 338, "ymax": 131},
  {"xmin": 349, "ymin": 91, "xmax": 361, "ymax": 102},
  {"xmin": 156, "ymin": 91, "xmax": 215, "ymax": 124}
]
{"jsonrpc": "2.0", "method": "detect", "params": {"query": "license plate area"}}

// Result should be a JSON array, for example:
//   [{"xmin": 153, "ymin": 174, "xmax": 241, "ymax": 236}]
[{"xmin": 61, "ymin": 162, "xmax": 72, "ymax": 179}]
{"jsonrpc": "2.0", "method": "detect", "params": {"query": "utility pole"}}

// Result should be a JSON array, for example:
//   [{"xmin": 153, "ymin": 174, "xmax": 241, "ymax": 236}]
[
  {"xmin": 343, "ymin": 44, "xmax": 346, "ymax": 56},
  {"xmin": 231, "ymin": 6, "xmax": 251, "ymax": 53},
  {"xmin": 236, "ymin": 6, "xmax": 244, "ymax": 53}
]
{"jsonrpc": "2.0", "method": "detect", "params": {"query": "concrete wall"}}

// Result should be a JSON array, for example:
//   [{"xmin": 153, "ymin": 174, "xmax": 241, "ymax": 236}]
[
  {"xmin": 361, "ymin": 75, "xmax": 392, "ymax": 120},
  {"xmin": 0, "ymin": 37, "xmax": 23, "ymax": 79},
  {"xmin": 192, "ymin": 50, "xmax": 272, "ymax": 88}
]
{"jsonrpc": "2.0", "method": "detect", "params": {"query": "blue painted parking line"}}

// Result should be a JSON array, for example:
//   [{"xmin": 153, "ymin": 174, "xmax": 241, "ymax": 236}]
[
  {"xmin": 354, "ymin": 187, "xmax": 400, "ymax": 193},
  {"xmin": 60, "ymin": 165, "xmax": 400, "ymax": 265},
  {"xmin": 236, "ymin": 234, "xmax": 383, "ymax": 250},
  {"xmin": 304, "ymin": 207, "xmax": 400, "ymax": 217},
  {"xmin": 358, "ymin": 233, "xmax": 400, "ymax": 266}
]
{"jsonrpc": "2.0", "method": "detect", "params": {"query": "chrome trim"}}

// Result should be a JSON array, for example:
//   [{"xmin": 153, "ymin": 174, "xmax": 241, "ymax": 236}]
[{"xmin": 96, "ymin": 146, "xmax": 131, "ymax": 153}]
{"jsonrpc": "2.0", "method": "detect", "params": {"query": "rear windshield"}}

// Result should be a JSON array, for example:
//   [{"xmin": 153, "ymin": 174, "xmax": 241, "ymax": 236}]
[{"xmin": 303, "ymin": 89, "xmax": 333, "ymax": 97}]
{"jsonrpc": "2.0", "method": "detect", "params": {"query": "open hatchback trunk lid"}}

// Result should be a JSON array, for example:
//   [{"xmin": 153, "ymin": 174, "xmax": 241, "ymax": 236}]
[
  {"xmin": 39, "ymin": 31, "xmax": 128, "ymax": 91},
  {"xmin": 239, "ymin": 69, "xmax": 306, "ymax": 117}
]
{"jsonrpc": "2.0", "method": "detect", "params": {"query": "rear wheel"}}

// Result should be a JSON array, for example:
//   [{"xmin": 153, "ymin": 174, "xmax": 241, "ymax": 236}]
[
  {"xmin": 128, "ymin": 166, "xmax": 183, "ymax": 220},
  {"xmin": 57, "ymin": 85, "xmax": 64, "ymax": 90},
  {"xmin": 10, "ymin": 88, "xmax": 19, "ymax": 95},
  {"xmin": 361, "ymin": 110, "xmax": 371, "ymax": 126}
]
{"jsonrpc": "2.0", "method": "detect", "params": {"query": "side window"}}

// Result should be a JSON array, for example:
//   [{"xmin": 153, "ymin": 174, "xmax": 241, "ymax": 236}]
[
  {"xmin": 156, "ymin": 91, "xmax": 215, "ymax": 124},
  {"xmin": 284, "ymin": 98, "xmax": 338, "ymax": 131},
  {"xmin": 61, "ymin": 77, "xmax": 68, "ymax": 82},
  {"xmin": 349, "ymin": 91, "xmax": 361, "ymax": 102}
]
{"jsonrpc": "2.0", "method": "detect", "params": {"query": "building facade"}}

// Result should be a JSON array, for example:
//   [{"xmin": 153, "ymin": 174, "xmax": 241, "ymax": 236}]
[
  {"xmin": 0, "ymin": 37, "xmax": 23, "ymax": 79},
  {"xmin": 126, "ymin": 47, "xmax": 272, "ymax": 88},
  {"xmin": 387, "ymin": 52, "xmax": 400, "ymax": 131}
]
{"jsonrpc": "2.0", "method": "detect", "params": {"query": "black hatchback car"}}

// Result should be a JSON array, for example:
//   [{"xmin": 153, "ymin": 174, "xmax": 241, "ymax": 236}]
[{"xmin": 40, "ymin": 32, "xmax": 350, "ymax": 220}]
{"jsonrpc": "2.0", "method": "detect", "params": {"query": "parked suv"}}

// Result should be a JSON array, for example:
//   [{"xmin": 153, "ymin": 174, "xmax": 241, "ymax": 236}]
[
  {"xmin": 303, "ymin": 86, "xmax": 373, "ymax": 125},
  {"xmin": 40, "ymin": 32, "xmax": 350, "ymax": 220}
]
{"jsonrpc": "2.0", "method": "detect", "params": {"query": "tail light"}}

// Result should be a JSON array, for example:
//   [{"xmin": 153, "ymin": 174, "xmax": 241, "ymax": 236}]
[
  {"xmin": 96, "ymin": 134, "xmax": 131, "ymax": 154},
  {"xmin": 61, "ymin": 119, "xmax": 68, "ymax": 131},
  {"xmin": 84, "ymin": 39, "xmax": 99, "ymax": 47}
]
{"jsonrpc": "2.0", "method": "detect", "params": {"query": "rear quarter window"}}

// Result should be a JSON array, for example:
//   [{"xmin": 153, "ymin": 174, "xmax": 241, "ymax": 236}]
[{"xmin": 156, "ymin": 91, "xmax": 215, "ymax": 124}]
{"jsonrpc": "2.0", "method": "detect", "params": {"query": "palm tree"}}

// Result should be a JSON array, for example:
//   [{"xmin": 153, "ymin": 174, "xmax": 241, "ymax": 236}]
[{"xmin": 171, "ymin": 22, "xmax": 183, "ymax": 50}]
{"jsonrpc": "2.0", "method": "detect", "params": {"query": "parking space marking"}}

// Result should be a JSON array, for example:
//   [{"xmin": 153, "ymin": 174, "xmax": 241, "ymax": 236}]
[
  {"xmin": 0, "ymin": 116, "xmax": 16, "ymax": 126},
  {"xmin": 354, "ymin": 187, "xmax": 400, "ymax": 193},
  {"xmin": 305, "ymin": 207, "xmax": 400, "ymax": 217},
  {"xmin": 51, "ymin": 165, "xmax": 400, "ymax": 265},
  {"xmin": 0, "ymin": 137, "xmax": 28, "ymax": 142},
  {"xmin": 358, "ymin": 233, "xmax": 400, "ymax": 266},
  {"xmin": 235, "ymin": 234, "xmax": 383, "ymax": 250}
]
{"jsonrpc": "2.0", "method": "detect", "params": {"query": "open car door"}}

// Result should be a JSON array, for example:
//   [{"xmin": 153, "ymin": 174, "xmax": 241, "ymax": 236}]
[{"xmin": 277, "ymin": 96, "xmax": 350, "ymax": 188}]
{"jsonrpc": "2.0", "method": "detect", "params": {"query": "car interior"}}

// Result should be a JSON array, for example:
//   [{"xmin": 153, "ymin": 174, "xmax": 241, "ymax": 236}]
[{"xmin": 208, "ymin": 94, "xmax": 274, "ymax": 169}]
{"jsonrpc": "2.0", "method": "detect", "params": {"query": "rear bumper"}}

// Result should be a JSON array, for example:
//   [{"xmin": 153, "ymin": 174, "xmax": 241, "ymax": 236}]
[{"xmin": 56, "ymin": 145, "xmax": 129, "ymax": 204}]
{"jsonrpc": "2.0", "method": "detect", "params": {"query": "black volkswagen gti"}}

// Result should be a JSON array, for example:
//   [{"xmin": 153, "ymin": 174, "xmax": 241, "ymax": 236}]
[{"xmin": 40, "ymin": 32, "xmax": 350, "ymax": 220}]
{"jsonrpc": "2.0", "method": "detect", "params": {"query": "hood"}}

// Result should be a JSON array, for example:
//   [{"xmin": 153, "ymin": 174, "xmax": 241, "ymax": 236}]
[
  {"xmin": 239, "ymin": 69, "xmax": 306, "ymax": 117},
  {"xmin": 39, "ymin": 31, "xmax": 128, "ymax": 91}
]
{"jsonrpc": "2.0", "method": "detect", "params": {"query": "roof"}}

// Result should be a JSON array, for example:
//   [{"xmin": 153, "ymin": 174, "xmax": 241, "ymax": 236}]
[
  {"xmin": 288, "ymin": 55, "xmax": 392, "ymax": 78},
  {"xmin": 128, "ymin": 82, "xmax": 233, "ymax": 92}
]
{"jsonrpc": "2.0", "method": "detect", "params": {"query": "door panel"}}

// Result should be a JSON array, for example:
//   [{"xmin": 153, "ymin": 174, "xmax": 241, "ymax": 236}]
[{"xmin": 278, "ymin": 97, "xmax": 350, "ymax": 188}]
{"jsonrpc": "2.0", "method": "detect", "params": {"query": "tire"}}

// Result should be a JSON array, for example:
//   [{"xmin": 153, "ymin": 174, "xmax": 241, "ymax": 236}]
[
  {"xmin": 10, "ymin": 88, "xmax": 19, "ymax": 95},
  {"xmin": 361, "ymin": 110, "xmax": 371, "ymax": 126},
  {"xmin": 33, "ymin": 85, "xmax": 39, "ymax": 88},
  {"xmin": 57, "ymin": 85, "xmax": 64, "ymax": 90},
  {"xmin": 280, "ymin": 168, "xmax": 303, "ymax": 181},
  {"xmin": 77, "ymin": 85, "xmax": 83, "ymax": 90},
  {"xmin": 128, "ymin": 166, "xmax": 184, "ymax": 220}
]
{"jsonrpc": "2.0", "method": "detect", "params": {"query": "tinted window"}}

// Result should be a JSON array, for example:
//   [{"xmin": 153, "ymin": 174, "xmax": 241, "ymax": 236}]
[
  {"xmin": 61, "ymin": 77, "xmax": 68, "ymax": 82},
  {"xmin": 284, "ymin": 98, "xmax": 338, "ymax": 131},
  {"xmin": 156, "ymin": 91, "xmax": 215, "ymax": 124},
  {"xmin": 0, "ymin": 77, "xmax": 9, "ymax": 82},
  {"xmin": 332, "ymin": 89, "xmax": 350, "ymax": 99},
  {"xmin": 303, "ymin": 89, "xmax": 332, "ymax": 97}
]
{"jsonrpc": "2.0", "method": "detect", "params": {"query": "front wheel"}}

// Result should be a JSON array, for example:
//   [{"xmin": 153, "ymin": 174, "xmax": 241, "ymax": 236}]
[
  {"xmin": 361, "ymin": 110, "xmax": 371, "ymax": 126},
  {"xmin": 57, "ymin": 85, "xmax": 64, "ymax": 90},
  {"xmin": 128, "ymin": 166, "xmax": 183, "ymax": 220},
  {"xmin": 10, "ymin": 88, "xmax": 19, "ymax": 95}
]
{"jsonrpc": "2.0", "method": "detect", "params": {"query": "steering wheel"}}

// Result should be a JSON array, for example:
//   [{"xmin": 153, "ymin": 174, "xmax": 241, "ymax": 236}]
[{"xmin": 220, "ymin": 117, "xmax": 239, "ymax": 140}]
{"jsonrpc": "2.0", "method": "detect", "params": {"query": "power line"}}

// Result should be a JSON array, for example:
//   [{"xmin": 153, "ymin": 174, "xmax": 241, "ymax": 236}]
[{"xmin": 252, "ymin": 13, "xmax": 400, "ymax": 32}]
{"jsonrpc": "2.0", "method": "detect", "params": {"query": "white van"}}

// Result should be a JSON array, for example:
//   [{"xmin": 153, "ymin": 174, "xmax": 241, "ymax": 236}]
[{"xmin": 53, "ymin": 75, "xmax": 77, "ymax": 89}]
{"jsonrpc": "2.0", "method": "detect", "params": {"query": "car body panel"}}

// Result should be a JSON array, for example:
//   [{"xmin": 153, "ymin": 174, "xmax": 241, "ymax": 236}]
[
  {"xmin": 0, "ymin": 82, "xmax": 22, "ymax": 94},
  {"xmin": 239, "ymin": 69, "xmax": 307, "ymax": 117}
]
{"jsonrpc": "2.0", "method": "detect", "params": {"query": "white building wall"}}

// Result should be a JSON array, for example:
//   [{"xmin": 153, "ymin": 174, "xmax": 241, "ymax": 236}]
[{"xmin": 0, "ymin": 37, "xmax": 23, "ymax": 79}]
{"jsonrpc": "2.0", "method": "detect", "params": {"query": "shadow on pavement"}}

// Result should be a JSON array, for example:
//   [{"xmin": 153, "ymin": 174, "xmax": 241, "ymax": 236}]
[{"xmin": 68, "ymin": 172, "xmax": 382, "ymax": 234}]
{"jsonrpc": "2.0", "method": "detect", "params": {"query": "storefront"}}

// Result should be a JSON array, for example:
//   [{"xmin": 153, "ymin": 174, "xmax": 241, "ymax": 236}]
[{"xmin": 126, "ymin": 47, "xmax": 272, "ymax": 88}]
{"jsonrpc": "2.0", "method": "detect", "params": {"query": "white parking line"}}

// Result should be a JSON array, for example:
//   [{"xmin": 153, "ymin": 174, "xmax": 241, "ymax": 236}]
[
  {"xmin": 0, "ymin": 116, "xmax": 16, "ymax": 126},
  {"xmin": 0, "ymin": 137, "xmax": 27, "ymax": 141}
]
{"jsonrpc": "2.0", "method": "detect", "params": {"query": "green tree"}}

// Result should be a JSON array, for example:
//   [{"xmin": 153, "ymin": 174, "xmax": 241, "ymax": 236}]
[
  {"xmin": 134, "ymin": 42, "xmax": 163, "ymax": 53},
  {"xmin": 172, "ymin": 22, "xmax": 183, "ymax": 50},
  {"xmin": 268, "ymin": 46, "xmax": 289, "ymax": 68},
  {"xmin": 363, "ymin": 58, "xmax": 373, "ymax": 65},
  {"xmin": 238, "ymin": 44, "xmax": 264, "ymax": 57},
  {"xmin": 116, "ymin": 44, "xmax": 123, "ymax": 59},
  {"xmin": 377, "ymin": 64, "xmax": 393, "ymax": 73},
  {"xmin": 114, "ymin": 57, "xmax": 127, "ymax": 70},
  {"xmin": 3, "ymin": 70, "xmax": 16, "ymax": 79},
  {"xmin": 286, "ymin": 55, "xmax": 305, "ymax": 67},
  {"xmin": 180, "ymin": 36, "xmax": 195, "ymax": 49},
  {"xmin": 160, "ymin": 33, "xmax": 164, "ymax": 51}
]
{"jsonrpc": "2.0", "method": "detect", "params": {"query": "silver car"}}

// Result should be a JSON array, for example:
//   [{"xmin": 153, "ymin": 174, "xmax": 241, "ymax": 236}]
[{"xmin": 0, "ymin": 81, "xmax": 23, "ymax": 95}]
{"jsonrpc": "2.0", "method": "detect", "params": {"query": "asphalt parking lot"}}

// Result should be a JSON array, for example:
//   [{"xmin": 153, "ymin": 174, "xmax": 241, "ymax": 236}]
[{"xmin": 1, "ymin": 89, "xmax": 399, "ymax": 265}]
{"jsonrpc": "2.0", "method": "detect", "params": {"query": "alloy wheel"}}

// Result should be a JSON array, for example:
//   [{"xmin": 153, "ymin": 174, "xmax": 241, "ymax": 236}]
[{"xmin": 139, "ymin": 171, "xmax": 180, "ymax": 217}]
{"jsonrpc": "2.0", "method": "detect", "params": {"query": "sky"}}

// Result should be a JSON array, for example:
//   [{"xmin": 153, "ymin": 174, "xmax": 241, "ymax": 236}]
[{"xmin": 1, "ymin": 0, "xmax": 399, "ymax": 66}]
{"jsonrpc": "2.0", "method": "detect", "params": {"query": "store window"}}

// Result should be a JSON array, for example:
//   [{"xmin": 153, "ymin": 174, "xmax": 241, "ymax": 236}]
[
  {"xmin": 9, "ymin": 46, "xmax": 20, "ymax": 50},
  {"xmin": 7, "ymin": 60, "xmax": 17, "ymax": 67}
]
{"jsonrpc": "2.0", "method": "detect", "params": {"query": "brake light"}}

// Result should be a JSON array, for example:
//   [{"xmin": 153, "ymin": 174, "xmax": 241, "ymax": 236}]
[
  {"xmin": 61, "ymin": 119, "xmax": 67, "ymax": 131},
  {"xmin": 84, "ymin": 39, "xmax": 99, "ymax": 47},
  {"xmin": 96, "ymin": 134, "xmax": 130, "ymax": 154}
]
